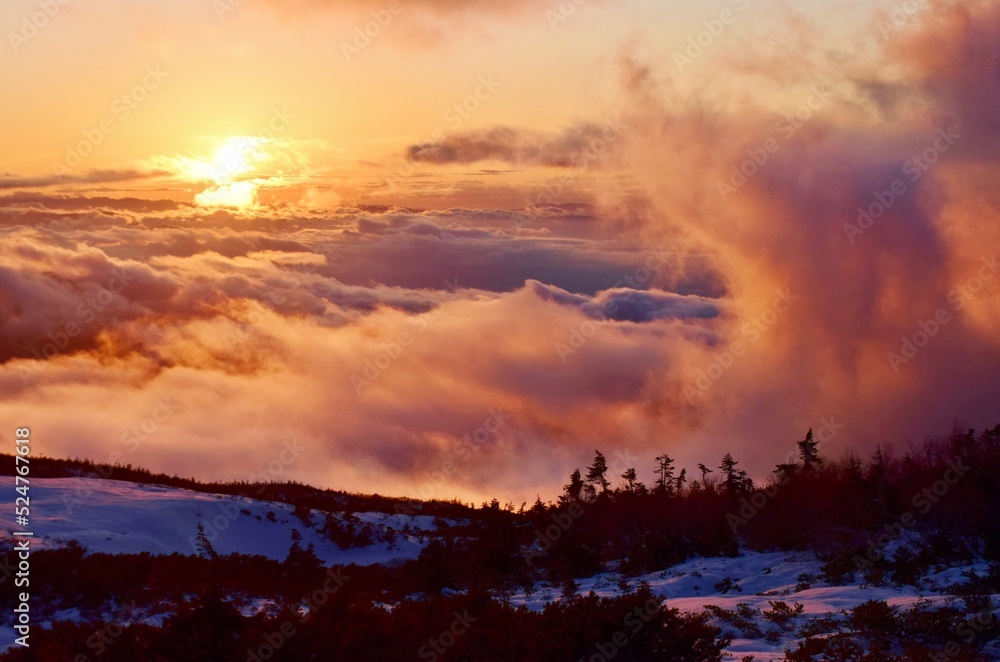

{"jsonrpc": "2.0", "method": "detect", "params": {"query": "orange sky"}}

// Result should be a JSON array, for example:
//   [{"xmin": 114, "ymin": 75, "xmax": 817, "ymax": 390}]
[
  {"xmin": 1, "ymin": 0, "xmax": 859, "ymax": 209},
  {"xmin": 2, "ymin": 0, "xmax": 999, "ymax": 503}
]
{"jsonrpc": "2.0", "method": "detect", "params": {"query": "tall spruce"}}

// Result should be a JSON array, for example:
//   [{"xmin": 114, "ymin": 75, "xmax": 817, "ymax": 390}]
[
  {"xmin": 586, "ymin": 450, "xmax": 610, "ymax": 494},
  {"xmin": 798, "ymin": 428, "xmax": 822, "ymax": 468},
  {"xmin": 654, "ymin": 454, "xmax": 675, "ymax": 495},
  {"xmin": 719, "ymin": 453, "xmax": 751, "ymax": 493}
]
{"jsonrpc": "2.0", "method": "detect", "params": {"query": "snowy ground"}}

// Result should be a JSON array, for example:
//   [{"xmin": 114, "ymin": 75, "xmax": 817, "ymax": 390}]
[
  {"xmin": 509, "ymin": 551, "xmax": 1000, "ymax": 660},
  {"xmin": 2, "ymin": 476, "xmax": 440, "ymax": 565},
  {"xmin": 5, "ymin": 477, "xmax": 999, "ymax": 660}
]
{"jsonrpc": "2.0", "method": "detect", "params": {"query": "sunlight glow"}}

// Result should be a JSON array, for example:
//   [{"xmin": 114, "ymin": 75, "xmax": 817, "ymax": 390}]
[
  {"xmin": 180, "ymin": 136, "xmax": 269, "ymax": 208},
  {"xmin": 194, "ymin": 180, "xmax": 258, "ymax": 208}
]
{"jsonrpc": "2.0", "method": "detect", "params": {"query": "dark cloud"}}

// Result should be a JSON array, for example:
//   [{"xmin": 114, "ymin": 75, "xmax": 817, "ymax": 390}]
[
  {"xmin": 528, "ymin": 280, "xmax": 723, "ymax": 322},
  {"xmin": 0, "ymin": 192, "xmax": 183, "ymax": 213},
  {"xmin": 0, "ymin": 169, "xmax": 168, "ymax": 190},
  {"xmin": 406, "ymin": 122, "xmax": 625, "ymax": 167}
]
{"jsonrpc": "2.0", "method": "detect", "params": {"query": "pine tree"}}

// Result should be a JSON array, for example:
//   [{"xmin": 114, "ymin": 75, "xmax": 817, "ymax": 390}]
[
  {"xmin": 286, "ymin": 539, "xmax": 321, "ymax": 572},
  {"xmin": 561, "ymin": 469, "xmax": 585, "ymax": 503},
  {"xmin": 585, "ymin": 451, "xmax": 610, "ymax": 494},
  {"xmin": 654, "ymin": 454, "xmax": 675, "ymax": 495},
  {"xmin": 675, "ymin": 468, "xmax": 687, "ymax": 495},
  {"xmin": 194, "ymin": 522, "xmax": 218, "ymax": 560},
  {"xmin": 697, "ymin": 463, "xmax": 713, "ymax": 489},
  {"xmin": 622, "ymin": 467, "xmax": 638, "ymax": 493},
  {"xmin": 845, "ymin": 452, "xmax": 864, "ymax": 478},
  {"xmin": 869, "ymin": 444, "xmax": 891, "ymax": 481},
  {"xmin": 719, "ymin": 453, "xmax": 751, "ymax": 493},
  {"xmin": 798, "ymin": 428, "xmax": 822, "ymax": 468},
  {"xmin": 774, "ymin": 461, "xmax": 799, "ymax": 482}
]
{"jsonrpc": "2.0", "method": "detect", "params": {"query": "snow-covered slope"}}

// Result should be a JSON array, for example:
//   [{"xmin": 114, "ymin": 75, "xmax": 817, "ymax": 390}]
[
  {"xmin": 5, "ymin": 476, "xmax": 439, "ymax": 565},
  {"xmin": 7, "ymin": 477, "xmax": 999, "ymax": 660},
  {"xmin": 510, "ymin": 551, "xmax": 1000, "ymax": 661}
]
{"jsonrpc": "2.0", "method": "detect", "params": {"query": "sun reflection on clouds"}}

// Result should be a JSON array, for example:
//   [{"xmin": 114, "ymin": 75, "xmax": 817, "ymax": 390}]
[
  {"xmin": 193, "ymin": 180, "xmax": 259, "ymax": 208},
  {"xmin": 154, "ymin": 136, "xmax": 279, "ymax": 208}
]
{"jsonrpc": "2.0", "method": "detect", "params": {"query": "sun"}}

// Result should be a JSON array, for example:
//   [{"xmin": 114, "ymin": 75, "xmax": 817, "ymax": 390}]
[
  {"xmin": 185, "ymin": 136, "xmax": 269, "ymax": 209},
  {"xmin": 194, "ymin": 180, "xmax": 258, "ymax": 208}
]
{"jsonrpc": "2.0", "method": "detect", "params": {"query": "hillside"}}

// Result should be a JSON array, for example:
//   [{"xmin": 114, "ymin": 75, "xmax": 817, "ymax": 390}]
[{"xmin": 4, "ymin": 426, "xmax": 1000, "ymax": 660}]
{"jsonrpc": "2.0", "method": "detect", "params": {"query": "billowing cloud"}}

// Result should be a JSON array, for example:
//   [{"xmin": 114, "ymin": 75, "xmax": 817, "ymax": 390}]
[
  {"xmin": 596, "ymin": 0, "xmax": 1000, "ymax": 470},
  {"xmin": 0, "ymin": 206, "xmax": 721, "ymax": 500}
]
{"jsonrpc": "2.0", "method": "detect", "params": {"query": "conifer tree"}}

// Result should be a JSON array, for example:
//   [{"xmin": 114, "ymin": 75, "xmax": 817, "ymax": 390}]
[
  {"xmin": 719, "ymin": 453, "xmax": 751, "ymax": 493},
  {"xmin": 585, "ymin": 450, "xmax": 610, "ymax": 494},
  {"xmin": 697, "ymin": 463, "xmax": 713, "ymax": 489},
  {"xmin": 622, "ymin": 467, "xmax": 638, "ymax": 493},
  {"xmin": 675, "ymin": 468, "xmax": 687, "ymax": 495},
  {"xmin": 194, "ymin": 522, "xmax": 218, "ymax": 560},
  {"xmin": 798, "ymin": 428, "xmax": 822, "ymax": 468},
  {"xmin": 561, "ymin": 469, "xmax": 585, "ymax": 503},
  {"xmin": 654, "ymin": 454, "xmax": 675, "ymax": 495}
]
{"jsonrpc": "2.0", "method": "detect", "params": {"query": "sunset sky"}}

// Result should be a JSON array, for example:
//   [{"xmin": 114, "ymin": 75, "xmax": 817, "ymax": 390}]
[{"xmin": 2, "ymin": 0, "xmax": 999, "ymax": 503}]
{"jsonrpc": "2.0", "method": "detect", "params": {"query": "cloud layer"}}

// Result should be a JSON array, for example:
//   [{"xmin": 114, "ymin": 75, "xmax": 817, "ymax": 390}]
[{"xmin": 0, "ymin": 203, "xmax": 726, "ymax": 500}]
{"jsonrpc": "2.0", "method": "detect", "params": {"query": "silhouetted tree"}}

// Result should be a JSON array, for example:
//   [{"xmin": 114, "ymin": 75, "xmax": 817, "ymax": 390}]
[
  {"xmin": 676, "ymin": 468, "xmax": 687, "ymax": 495},
  {"xmin": 798, "ymin": 428, "xmax": 822, "ymax": 468},
  {"xmin": 654, "ymin": 454, "xmax": 675, "ymax": 495},
  {"xmin": 697, "ymin": 463, "xmax": 713, "ymax": 489},
  {"xmin": 194, "ymin": 523, "xmax": 218, "ymax": 560},
  {"xmin": 561, "ymin": 469, "xmax": 585, "ymax": 504},
  {"xmin": 719, "ymin": 453, "xmax": 751, "ymax": 493},
  {"xmin": 868, "ymin": 444, "xmax": 893, "ymax": 482},
  {"xmin": 560, "ymin": 577, "xmax": 579, "ymax": 600},
  {"xmin": 774, "ymin": 462, "xmax": 800, "ymax": 482},
  {"xmin": 585, "ymin": 451, "xmax": 610, "ymax": 494},
  {"xmin": 622, "ymin": 467, "xmax": 638, "ymax": 493}
]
